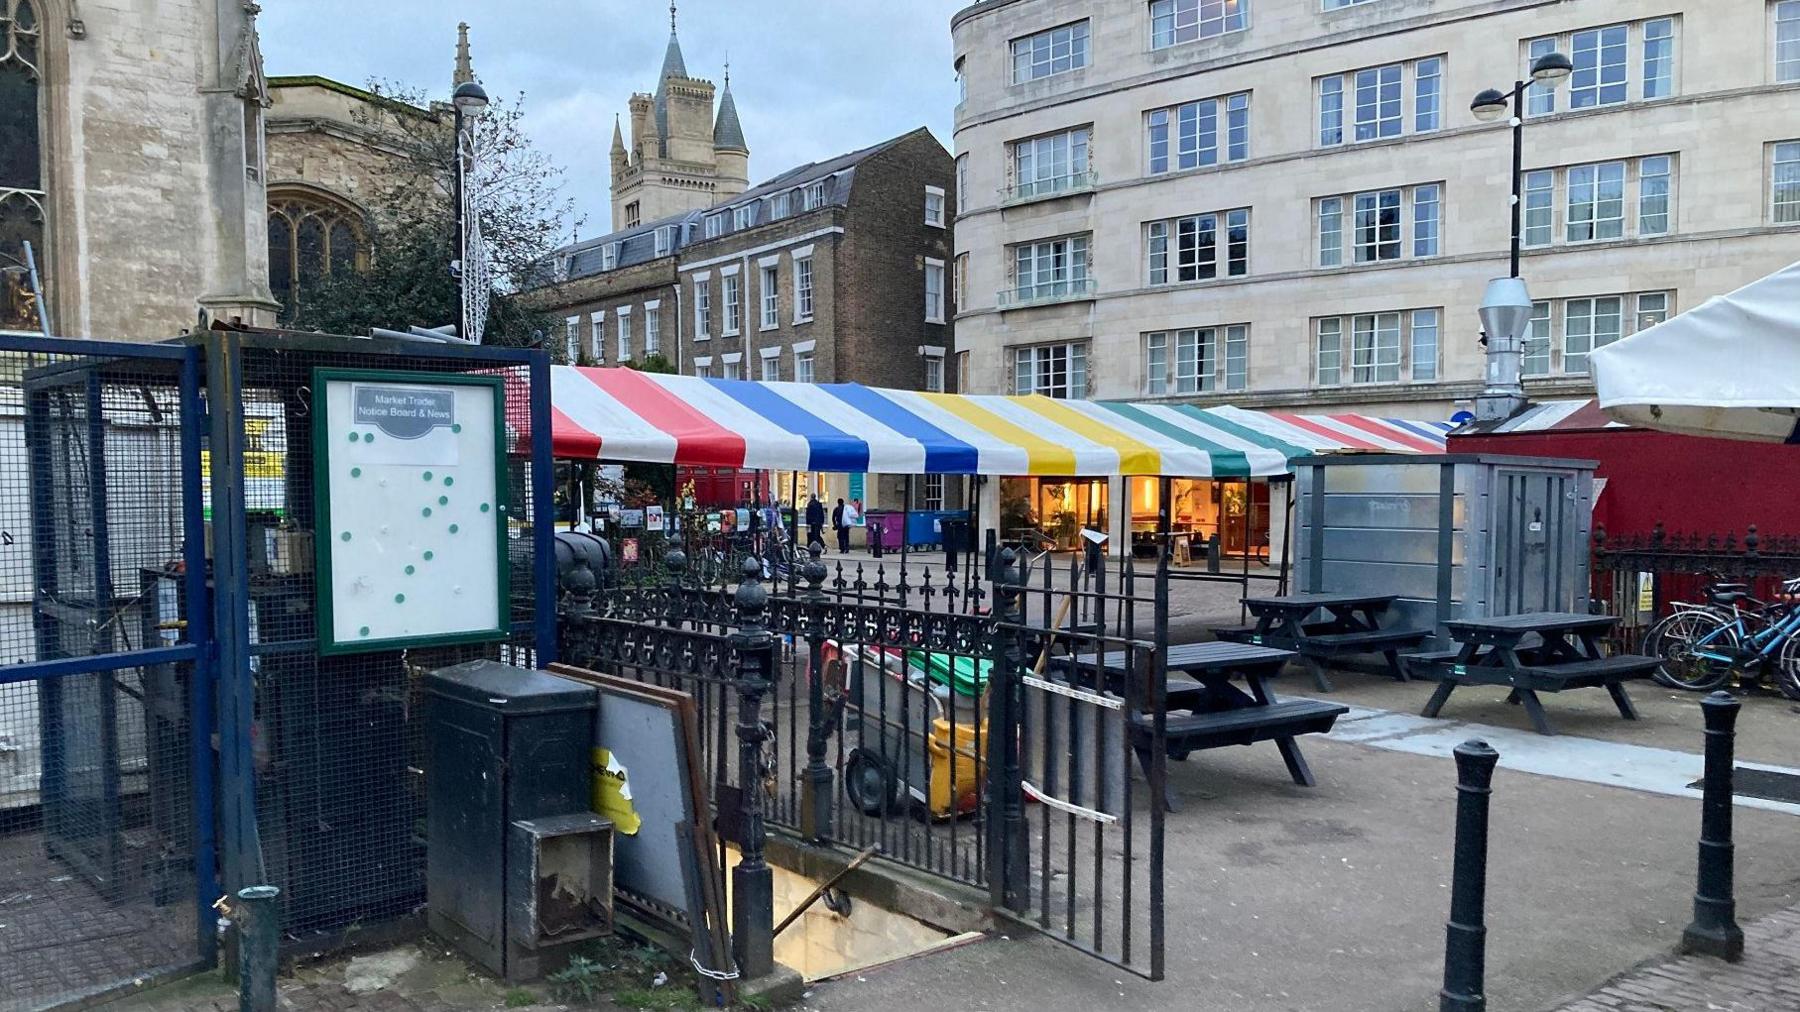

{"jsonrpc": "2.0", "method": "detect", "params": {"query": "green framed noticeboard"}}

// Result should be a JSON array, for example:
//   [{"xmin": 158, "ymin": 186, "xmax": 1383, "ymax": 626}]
[{"xmin": 312, "ymin": 368, "xmax": 509, "ymax": 654}]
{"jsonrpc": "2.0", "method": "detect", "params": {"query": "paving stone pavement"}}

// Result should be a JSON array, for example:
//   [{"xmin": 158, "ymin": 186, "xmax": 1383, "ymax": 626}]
[{"xmin": 1550, "ymin": 902, "xmax": 1800, "ymax": 1011}]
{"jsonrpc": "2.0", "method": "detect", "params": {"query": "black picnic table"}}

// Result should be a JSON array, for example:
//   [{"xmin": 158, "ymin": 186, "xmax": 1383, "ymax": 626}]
[
  {"xmin": 1225, "ymin": 592, "xmax": 1427, "ymax": 691},
  {"xmin": 1408, "ymin": 612, "xmax": 1661, "ymax": 735},
  {"xmin": 1060, "ymin": 641, "xmax": 1348, "ymax": 811}
]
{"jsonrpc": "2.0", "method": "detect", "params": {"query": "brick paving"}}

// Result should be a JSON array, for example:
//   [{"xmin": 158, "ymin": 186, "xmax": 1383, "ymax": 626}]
[{"xmin": 1550, "ymin": 902, "xmax": 1800, "ymax": 1011}]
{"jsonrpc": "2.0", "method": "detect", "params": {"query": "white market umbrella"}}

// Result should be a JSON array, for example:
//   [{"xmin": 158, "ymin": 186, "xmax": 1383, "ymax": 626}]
[{"xmin": 1591, "ymin": 260, "xmax": 1800, "ymax": 442}]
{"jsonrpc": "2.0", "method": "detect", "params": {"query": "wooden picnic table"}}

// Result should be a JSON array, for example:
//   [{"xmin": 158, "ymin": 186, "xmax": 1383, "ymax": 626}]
[
  {"xmin": 1408, "ymin": 612, "xmax": 1660, "ymax": 735},
  {"xmin": 1060, "ymin": 641, "xmax": 1348, "ymax": 810},
  {"xmin": 1227, "ymin": 592, "xmax": 1426, "ymax": 691}
]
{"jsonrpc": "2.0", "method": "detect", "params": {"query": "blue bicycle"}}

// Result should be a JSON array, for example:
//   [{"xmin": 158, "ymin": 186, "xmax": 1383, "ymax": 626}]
[{"xmin": 1643, "ymin": 579, "xmax": 1800, "ymax": 698}]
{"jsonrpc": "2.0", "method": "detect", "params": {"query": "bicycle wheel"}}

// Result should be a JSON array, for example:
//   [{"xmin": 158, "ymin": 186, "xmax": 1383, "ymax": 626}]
[
  {"xmin": 1644, "ymin": 610, "xmax": 1737, "ymax": 691},
  {"xmin": 1776, "ymin": 631, "xmax": 1800, "ymax": 701}
]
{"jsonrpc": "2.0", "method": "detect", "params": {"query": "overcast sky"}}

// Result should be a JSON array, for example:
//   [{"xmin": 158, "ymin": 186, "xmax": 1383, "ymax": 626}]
[{"xmin": 260, "ymin": 0, "xmax": 966, "ymax": 239}]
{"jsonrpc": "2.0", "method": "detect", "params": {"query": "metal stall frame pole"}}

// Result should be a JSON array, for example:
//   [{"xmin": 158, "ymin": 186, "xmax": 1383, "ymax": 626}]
[
  {"xmin": 900, "ymin": 475, "xmax": 912, "ymax": 607},
  {"xmin": 180, "ymin": 345, "xmax": 220, "ymax": 960},
  {"xmin": 1276, "ymin": 477, "xmax": 1295, "ymax": 597},
  {"xmin": 531, "ymin": 350, "xmax": 558, "ymax": 664},
  {"xmin": 205, "ymin": 329, "xmax": 260, "ymax": 896},
  {"xmin": 1150, "ymin": 475, "xmax": 1171, "ymax": 979}
]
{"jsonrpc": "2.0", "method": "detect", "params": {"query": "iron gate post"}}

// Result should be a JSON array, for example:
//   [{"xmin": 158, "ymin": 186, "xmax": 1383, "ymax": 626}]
[
  {"xmin": 1440, "ymin": 739, "xmax": 1499, "ymax": 1012},
  {"xmin": 986, "ymin": 547, "xmax": 1029, "ymax": 911},
  {"xmin": 729, "ymin": 555, "xmax": 776, "ymax": 978},
  {"xmin": 800, "ymin": 544, "xmax": 834, "ymax": 843},
  {"xmin": 1682, "ymin": 691, "xmax": 1744, "ymax": 961}
]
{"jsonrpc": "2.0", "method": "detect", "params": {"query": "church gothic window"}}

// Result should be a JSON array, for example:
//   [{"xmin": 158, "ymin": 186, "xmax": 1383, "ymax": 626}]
[
  {"xmin": 267, "ymin": 190, "xmax": 366, "ymax": 325},
  {"xmin": 0, "ymin": 0, "xmax": 46, "ymax": 333}
]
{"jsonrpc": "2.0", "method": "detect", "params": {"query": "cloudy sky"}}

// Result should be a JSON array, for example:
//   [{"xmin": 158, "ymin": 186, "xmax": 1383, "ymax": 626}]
[{"xmin": 260, "ymin": 0, "xmax": 966, "ymax": 239}]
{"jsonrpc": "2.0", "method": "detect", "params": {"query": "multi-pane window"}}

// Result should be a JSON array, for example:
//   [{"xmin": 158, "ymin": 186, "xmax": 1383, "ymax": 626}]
[
  {"xmin": 564, "ymin": 316, "xmax": 579, "ymax": 363},
  {"xmin": 1148, "ymin": 92, "xmax": 1250, "ymax": 174},
  {"xmin": 694, "ymin": 279, "xmax": 712, "ymax": 340},
  {"xmin": 722, "ymin": 274, "xmax": 741, "ymax": 336},
  {"xmin": 1149, "ymin": 0, "xmax": 1248, "ymax": 50},
  {"xmin": 1638, "ymin": 156, "xmax": 1671, "ymax": 235},
  {"xmin": 1523, "ymin": 170, "xmax": 1555, "ymax": 246},
  {"xmin": 1315, "ymin": 310, "xmax": 1441, "ymax": 385},
  {"xmin": 1316, "ymin": 185, "xmax": 1442, "ymax": 266},
  {"xmin": 1779, "ymin": 2, "xmax": 1800, "ymax": 82},
  {"xmin": 1011, "ymin": 21, "xmax": 1089, "ymax": 83},
  {"xmin": 1414, "ymin": 57, "xmax": 1442, "ymax": 132},
  {"xmin": 804, "ymin": 180, "xmax": 827, "ymax": 210},
  {"xmin": 795, "ymin": 257, "xmax": 815, "ymax": 321},
  {"xmin": 695, "ymin": 362, "xmax": 713, "ymax": 379},
  {"xmin": 1522, "ymin": 292, "xmax": 1670, "ymax": 374},
  {"xmin": 733, "ymin": 205, "xmax": 753, "ymax": 231},
  {"xmin": 760, "ymin": 265, "xmax": 779, "ymax": 328},
  {"xmin": 925, "ymin": 260, "xmax": 946, "ymax": 323},
  {"xmin": 704, "ymin": 213, "xmax": 724, "ymax": 239},
  {"xmin": 655, "ymin": 225, "xmax": 675, "ymax": 256},
  {"xmin": 770, "ymin": 191, "xmax": 789, "ymax": 220},
  {"xmin": 921, "ymin": 474, "xmax": 946, "ymax": 510},
  {"xmin": 956, "ymin": 154, "xmax": 969, "ymax": 213},
  {"xmin": 1527, "ymin": 19, "xmax": 1677, "ymax": 115},
  {"xmin": 924, "ymin": 355, "xmax": 946, "ymax": 393},
  {"xmin": 1410, "ymin": 308, "xmax": 1439, "ymax": 381},
  {"xmin": 645, "ymin": 304, "xmax": 661, "ymax": 355},
  {"xmin": 1011, "ymin": 127, "xmax": 1090, "ymax": 200},
  {"xmin": 1147, "ymin": 209, "xmax": 1249, "ymax": 284},
  {"xmin": 1522, "ymin": 301, "xmax": 1553, "ymax": 376},
  {"xmin": 1774, "ymin": 141, "xmax": 1800, "ymax": 223},
  {"xmin": 1013, "ymin": 342, "xmax": 1088, "ymax": 398},
  {"xmin": 925, "ymin": 186, "xmax": 946, "ymax": 227},
  {"xmin": 761, "ymin": 355, "xmax": 780, "ymax": 383},
  {"xmin": 1144, "ymin": 326, "xmax": 1248, "ymax": 395},
  {"xmin": 722, "ymin": 356, "xmax": 741, "ymax": 381},
  {"xmin": 1318, "ymin": 57, "xmax": 1443, "ymax": 145},
  {"xmin": 616, "ymin": 307, "xmax": 632, "ymax": 361},
  {"xmin": 589, "ymin": 311, "xmax": 605, "ymax": 363},
  {"xmin": 624, "ymin": 202, "xmax": 640, "ymax": 229},
  {"xmin": 1522, "ymin": 157, "xmax": 1676, "ymax": 246},
  {"xmin": 1011, "ymin": 236, "xmax": 1091, "ymax": 301},
  {"xmin": 601, "ymin": 243, "xmax": 618, "ymax": 271},
  {"xmin": 795, "ymin": 350, "xmax": 815, "ymax": 383}
]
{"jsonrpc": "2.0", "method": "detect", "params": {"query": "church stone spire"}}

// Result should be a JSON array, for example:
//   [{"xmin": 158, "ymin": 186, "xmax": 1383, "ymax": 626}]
[{"xmin": 453, "ymin": 22, "xmax": 475, "ymax": 86}]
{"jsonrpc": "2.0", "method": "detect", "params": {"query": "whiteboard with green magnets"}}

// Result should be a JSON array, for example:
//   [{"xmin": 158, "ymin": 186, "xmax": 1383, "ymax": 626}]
[{"xmin": 313, "ymin": 369, "xmax": 509, "ymax": 654}]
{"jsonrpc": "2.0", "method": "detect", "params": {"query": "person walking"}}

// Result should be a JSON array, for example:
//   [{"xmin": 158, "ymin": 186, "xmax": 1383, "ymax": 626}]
[
  {"xmin": 833, "ymin": 498, "xmax": 850, "ymax": 553},
  {"xmin": 805, "ymin": 494, "xmax": 826, "ymax": 552}
]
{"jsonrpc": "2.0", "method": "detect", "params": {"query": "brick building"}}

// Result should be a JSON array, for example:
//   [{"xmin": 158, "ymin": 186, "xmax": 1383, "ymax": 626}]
[{"xmin": 530, "ymin": 126, "xmax": 959, "ymax": 513}]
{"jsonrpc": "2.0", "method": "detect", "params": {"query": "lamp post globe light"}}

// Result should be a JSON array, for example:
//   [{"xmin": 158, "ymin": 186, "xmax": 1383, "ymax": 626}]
[
  {"xmin": 451, "ymin": 80, "xmax": 489, "ymax": 340},
  {"xmin": 1470, "ymin": 50, "xmax": 1569, "ymax": 422}
]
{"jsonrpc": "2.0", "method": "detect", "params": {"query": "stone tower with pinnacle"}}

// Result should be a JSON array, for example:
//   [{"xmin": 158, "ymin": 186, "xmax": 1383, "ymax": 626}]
[{"xmin": 610, "ymin": 2, "xmax": 750, "ymax": 230}]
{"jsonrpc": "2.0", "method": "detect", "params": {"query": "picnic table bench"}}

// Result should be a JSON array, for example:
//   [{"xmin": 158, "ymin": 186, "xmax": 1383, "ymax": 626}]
[
  {"xmin": 1214, "ymin": 592, "xmax": 1430, "ymax": 691},
  {"xmin": 1058, "ymin": 641, "xmax": 1348, "ymax": 811},
  {"xmin": 1402, "ymin": 612, "xmax": 1660, "ymax": 735}
]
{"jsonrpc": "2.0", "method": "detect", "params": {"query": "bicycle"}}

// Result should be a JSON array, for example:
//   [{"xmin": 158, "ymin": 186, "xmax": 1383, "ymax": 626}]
[{"xmin": 1642, "ymin": 578, "xmax": 1800, "ymax": 698}]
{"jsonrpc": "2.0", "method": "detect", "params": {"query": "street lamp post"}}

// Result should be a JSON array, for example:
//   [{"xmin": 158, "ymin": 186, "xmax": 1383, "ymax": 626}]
[
  {"xmin": 1469, "ymin": 51, "xmax": 1571, "ymax": 422},
  {"xmin": 451, "ymin": 80, "xmax": 489, "ymax": 341},
  {"xmin": 1470, "ymin": 51, "xmax": 1573, "ymax": 278}
]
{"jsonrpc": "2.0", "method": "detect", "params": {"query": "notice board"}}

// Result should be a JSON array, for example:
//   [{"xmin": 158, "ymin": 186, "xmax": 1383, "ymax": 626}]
[{"xmin": 312, "ymin": 368, "xmax": 508, "ymax": 653}]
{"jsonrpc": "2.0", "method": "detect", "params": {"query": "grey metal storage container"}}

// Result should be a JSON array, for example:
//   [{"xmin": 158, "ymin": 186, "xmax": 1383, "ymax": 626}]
[
  {"xmin": 1292, "ymin": 454, "xmax": 1597, "ymax": 645},
  {"xmin": 424, "ymin": 660, "xmax": 597, "ymax": 981}
]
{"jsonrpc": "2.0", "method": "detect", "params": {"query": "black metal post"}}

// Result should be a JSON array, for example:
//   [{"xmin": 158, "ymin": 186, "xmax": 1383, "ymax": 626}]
[
  {"xmin": 985, "ymin": 547, "xmax": 1028, "ymax": 911},
  {"xmin": 1682, "ymin": 691, "xmax": 1744, "ymax": 961},
  {"xmin": 1441, "ymin": 739, "xmax": 1499, "ymax": 1012},
  {"xmin": 1508, "ymin": 83, "xmax": 1524, "ymax": 279},
  {"xmin": 800, "ymin": 544, "xmax": 833, "ymax": 843},
  {"xmin": 234, "ymin": 885, "xmax": 280, "ymax": 1011},
  {"xmin": 729, "ymin": 555, "xmax": 775, "ymax": 978}
]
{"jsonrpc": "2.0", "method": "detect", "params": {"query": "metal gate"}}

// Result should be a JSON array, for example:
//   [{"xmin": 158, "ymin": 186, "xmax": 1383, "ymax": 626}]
[
  {"xmin": 0, "ymin": 335, "xmax": 213, "ymax": 1011},
  {"xmin": 557, "ymin": 520, "xmax": 1168, "ymax": 980}
]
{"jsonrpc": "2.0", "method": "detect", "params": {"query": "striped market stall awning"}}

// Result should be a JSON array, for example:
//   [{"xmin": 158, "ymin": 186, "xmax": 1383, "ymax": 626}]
[
  {"xmin": 548, "ymin": 366, "xmax": 1451, "ymax": 477},
  {"xmin": 1464, "ymin": 398, "xmax": 1629, "ymax": 434}
]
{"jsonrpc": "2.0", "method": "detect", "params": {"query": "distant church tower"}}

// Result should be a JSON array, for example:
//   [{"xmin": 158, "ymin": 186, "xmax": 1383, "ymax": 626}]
[{"xmin": 610, "ymin": 3, "xmax": 749, "ymax": 230}]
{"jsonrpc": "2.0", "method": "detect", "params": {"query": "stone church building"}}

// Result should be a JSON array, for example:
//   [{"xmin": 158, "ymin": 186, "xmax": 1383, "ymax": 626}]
[{"xmin": 0, "ymin": 0, "xmax": 458, "ymax": 341}]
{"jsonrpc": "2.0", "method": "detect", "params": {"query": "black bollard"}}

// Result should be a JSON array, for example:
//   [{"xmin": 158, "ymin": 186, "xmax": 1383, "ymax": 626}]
[
  {"xmin": 1681, "ymin": 691, "xmax": 1744, "ymax": 961},
  {"xmin": 1440, "ymin": 739, "xmax": 1499, "ymax": 1012},
  {"xmin": 235, "ymin": 885, "xmax": 280, "ymax": 1011}
]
